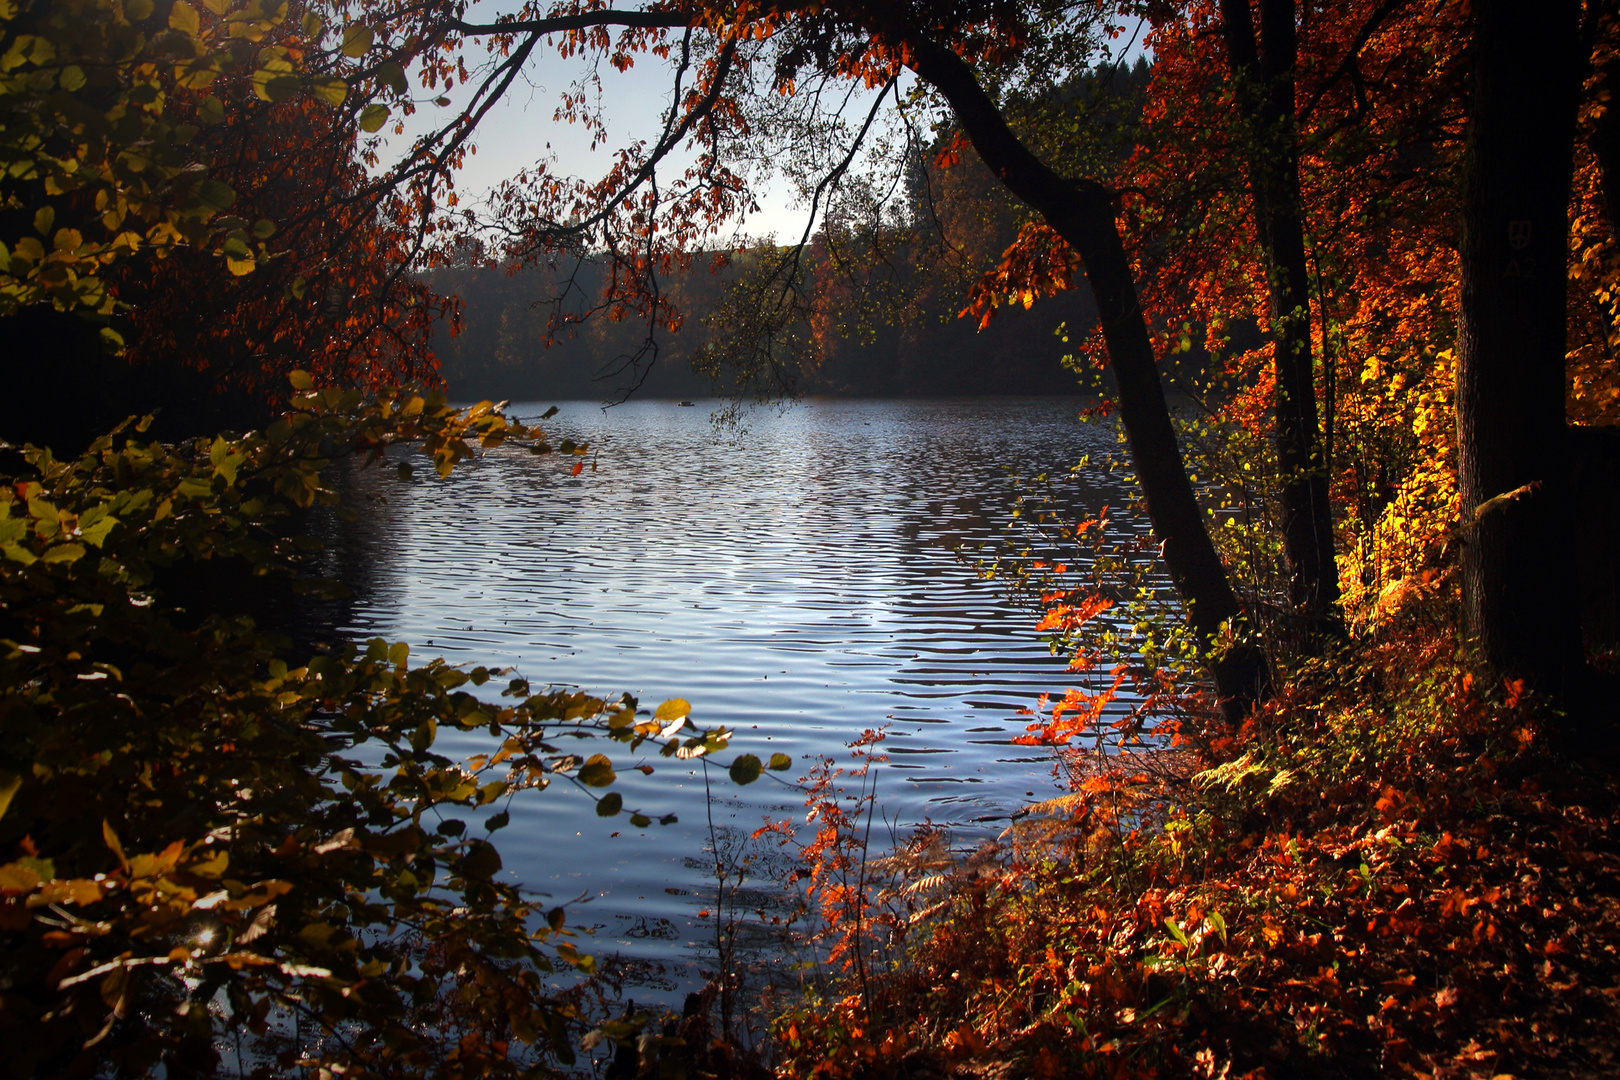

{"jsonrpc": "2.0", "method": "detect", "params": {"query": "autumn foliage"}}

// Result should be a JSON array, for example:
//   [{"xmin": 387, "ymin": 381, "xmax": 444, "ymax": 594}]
[{"xmin": 760, "ymin": 0, "xmax": 1620, "ymax": 1075}]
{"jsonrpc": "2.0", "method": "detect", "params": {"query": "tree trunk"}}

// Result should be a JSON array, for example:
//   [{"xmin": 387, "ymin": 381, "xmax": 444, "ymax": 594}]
[
  {"xmin": 1219, "ymin": 0, "xmax": 1341, "ymax": 631},
  {"xmin": 1456, "ymin": 0, "xmax": 1583, "ymax": 690},
  {"xmin": 908, "ymin": 36, "xmax": 1270, "ymax": 717}
]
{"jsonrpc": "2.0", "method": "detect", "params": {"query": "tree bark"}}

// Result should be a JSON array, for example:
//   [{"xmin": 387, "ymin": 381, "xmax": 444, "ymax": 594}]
[
  {"xmin": 907, "ymin": 35, "xmax": 1270, "ymax": 716},
  {"xmin": 1219, "ymin": 0, "xmax": 1341, "ymax": 631},
  {"xmin": 1456, "ymin": 0, "xmax": 1583, "ymax": 690}
]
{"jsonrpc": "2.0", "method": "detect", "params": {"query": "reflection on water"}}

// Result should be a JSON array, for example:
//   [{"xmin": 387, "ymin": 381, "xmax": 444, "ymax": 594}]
[{"xmin": 321, "ymin": 397, "xmax": 1132, "ymax": 995}]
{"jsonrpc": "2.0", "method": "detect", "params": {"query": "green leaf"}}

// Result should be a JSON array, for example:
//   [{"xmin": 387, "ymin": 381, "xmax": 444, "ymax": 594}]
[
  {"xmin": 263, "ymin": 74, "xmax": 299, "ymax": 102},
  {"xmin": 58, "ymin": 64, "xmax": 85, "ymax": 91},
  {"xmin": 577, "ymin": 754, "xmax": 615, "ymax": 788},
  {"xmin": 728, "ymin": 754, "xmax": 762, "ymax": 786},
  {"xmin": 340, "ymin": 24, "xmax": 374, "ymax": 57},
  {"xmin": 768, "ymin": 752, "xmax": 793, "ymax": 771},
  {"xmin": 197, "ymin": 95, "xmax": 225, "ymax": 125},
  {"xmin": 79, "ymin": 514, "xmax": 118, "ymax": 548},
  {"xmin": 484, "ymin": 810, "xmax": 509, "ymax": 832},
  {"xmin": 1, "ymin": 543, "xmax": 37, "ymax": 565},
  {"xmin": 126, "ymin": 0, "xmax": 154, "ymax": 18},
  {"xmin": 311, "ymin": 75, "xmax": 347, "ymax": 106},
  {"xmin": 300, "ymin": 11, "xmax": 324, "ymax": 37},
  {"xmin": 41, "ymin": 543, "xmax": 85, "ymax": 564},
  {"xmin": 288, "ymin": 369, "xmax": 314, "ymax": 390},
  {"xmin": 197, "ymin": 177, "xmax": 236, "ymax": 213},
  {"xmin": 397, "ymin": 462, "xmax": 413, "ymax": 481},
  {"xmin": 387, "ymin": 641, "xmax": 408, "ymax": 667},
  {"xmin": 358, "ymin": 103, "xmax": 389, "ymax": 132},
  {"xmin": 594, "ymin": 792, "xmax": 622, "ymax": 817},
  {"xmin": 376, "ymin": 60, "xmax": 408, "ymax": 94},
  {"xmin": 409, "ymin": 719, "xmax": 435, "ymax": 753},
  {"xmin": 629, "ymin": 814, "xmax": 651, "ymax": 828},
  {"xmin": 33, "ymin": 206, "xmax": 53, "ymax": 236}
]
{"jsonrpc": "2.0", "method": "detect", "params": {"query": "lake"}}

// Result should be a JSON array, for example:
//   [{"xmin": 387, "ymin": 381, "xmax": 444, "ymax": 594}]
[{"xmin": 322, "ymin": 396, "xmax": 1135, "ymax": 1000}]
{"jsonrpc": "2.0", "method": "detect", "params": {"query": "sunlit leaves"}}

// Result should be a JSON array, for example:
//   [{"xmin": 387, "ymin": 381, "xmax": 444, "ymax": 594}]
[
  {"xmin": 0, "ymin": 0, "xmax": 409, "ymax": 318},
  {"xmin": 655, "ymin": 697, "xmax": 692, "ymax": 723},
  {"xmin": 655, "ymin": 697, "xmax": 692, "ymax": 737}
]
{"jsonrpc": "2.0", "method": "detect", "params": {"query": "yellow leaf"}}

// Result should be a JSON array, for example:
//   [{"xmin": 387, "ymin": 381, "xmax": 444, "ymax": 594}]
[
  {"xmin": 103, "ymin": 820, "xmax": 128, "ymax": 871},
  {"xmin": 168, "ymin": 1, "xmax": 200, "ymax": 36},
  {"xmin": 189, "ymin": 849, "xmax": 228, "ymax": 879},
  {"xmin": 0, "ymin": 771, "xmax": 18, "ymax": 822},
  {"xmin": 39, "ymin": 878, "xmax": 103, "ymax": 905},
  {"xmin": 654, "ymin": 698, "xmax": 691, "ymax": 723},
  {"xmin": 0, "ymin": 861, "xmax": 42, "ymax": 893},
  {"xmin": 340, "ymin": 23, "xmax": 373, "ymax": 57}
]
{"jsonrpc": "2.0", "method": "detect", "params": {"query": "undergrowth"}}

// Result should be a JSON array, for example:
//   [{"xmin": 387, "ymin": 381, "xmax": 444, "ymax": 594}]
[{"xmin": 769, "ymin": 618, "xmax": 1620, "ymax": 1080}]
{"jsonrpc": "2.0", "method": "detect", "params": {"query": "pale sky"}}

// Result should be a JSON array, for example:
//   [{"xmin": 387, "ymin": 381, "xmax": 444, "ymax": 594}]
[
  {"xmin": 376, "ymin": 6, "xmax": 1150, "ymax": 248},
  {"xmin": 379, "ymin": 15, "xmax": 820, "ymax": 243}
]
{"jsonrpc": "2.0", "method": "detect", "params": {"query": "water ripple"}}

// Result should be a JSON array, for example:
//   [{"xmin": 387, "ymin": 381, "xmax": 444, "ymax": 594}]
[{"xmin": 322, "ymin": 397, "xmax": 1131, "ymax": 991}]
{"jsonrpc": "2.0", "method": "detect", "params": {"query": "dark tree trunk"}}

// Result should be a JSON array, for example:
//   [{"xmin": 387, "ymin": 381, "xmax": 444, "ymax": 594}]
[
  {"xmin": 1456, "ymin": 0, "xmax": 1583, "ymax": 690},
  {"xmin": 908, "ymin": 36, "xmax": 1270, "ymax": 717},
  {"xmin": 1219, "ymin": 0, "xmax": 1341, "ymax": 631}
]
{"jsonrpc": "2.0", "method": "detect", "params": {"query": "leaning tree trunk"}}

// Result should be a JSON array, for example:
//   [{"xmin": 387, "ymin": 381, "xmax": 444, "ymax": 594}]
[
  {"xmin": 908, "ymin": 36, "xmax": 1270, "ymax": 718},
  {"xmin": 1219, "ymin": 0, "xmax": 1341, "ymax": 632},
  {"xmin": 1456, "ymin": 0, "xmax": 1583, "ymax": 691}
]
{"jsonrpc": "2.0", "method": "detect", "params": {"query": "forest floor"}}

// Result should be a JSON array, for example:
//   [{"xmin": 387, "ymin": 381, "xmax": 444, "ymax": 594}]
[{"xmin": 757, "ymin": 622, "xmax": 1620, "ymax": 1080}]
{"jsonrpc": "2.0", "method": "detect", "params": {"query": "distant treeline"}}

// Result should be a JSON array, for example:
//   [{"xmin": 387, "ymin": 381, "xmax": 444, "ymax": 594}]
[
  {"xmin": 425, "ymin": 59, "xmax": 1156, "ymax": 403},
  {"xmin": 424, "ymin": 255, "xmax": 1104, "ymax": 402}
]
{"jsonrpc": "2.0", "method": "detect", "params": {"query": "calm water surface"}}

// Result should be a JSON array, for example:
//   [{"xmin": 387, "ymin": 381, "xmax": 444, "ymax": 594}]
[{"xmin": 326, "ymin": 397, "xmax": 1134, "ymax": 995}]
